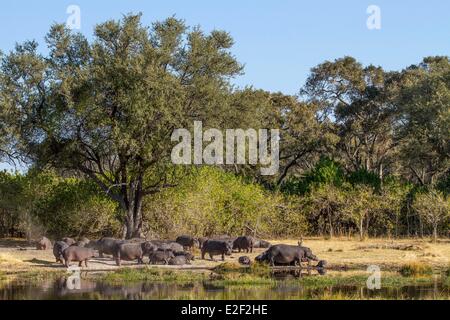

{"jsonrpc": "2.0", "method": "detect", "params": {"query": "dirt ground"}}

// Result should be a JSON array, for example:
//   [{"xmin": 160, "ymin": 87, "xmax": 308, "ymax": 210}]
[{"xmin": 0, "ymin": 238, "xmax": 449, "ymax": 275}]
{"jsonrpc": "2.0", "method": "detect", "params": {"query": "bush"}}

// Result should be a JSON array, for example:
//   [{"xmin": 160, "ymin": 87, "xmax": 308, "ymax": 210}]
[
  {"xmin": 33, "ymin": 179, "xmax": 120, "ymax": 239},
  {"xmin": 399, "ymin": 262, "xmax": 433, "ymax": 277},
  {"xmin": 143, "ymin": 167, "xmax": 307, "ymax": 238}
]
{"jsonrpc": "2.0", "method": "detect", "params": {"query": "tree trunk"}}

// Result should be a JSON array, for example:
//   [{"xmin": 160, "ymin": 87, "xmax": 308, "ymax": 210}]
[
  {"xmin": 433, "ymin": 225, "xmax": 438, "ymax": 243},
  {"xmin": 359, "ymin": 218, "xmax": 364, "ymax": 241},
  {"xmin": 123, "ymin": 177, "xmax": 144, "ymax": 239},
  {"xmin": 328, "ymin": 211, "xmax": 334, "ymax": 239}
]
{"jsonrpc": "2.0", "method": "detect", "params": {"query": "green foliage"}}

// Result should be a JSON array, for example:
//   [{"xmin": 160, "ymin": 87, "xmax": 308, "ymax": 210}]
[
  {"xmin": 282, "ymin": 158, "xmax": 345, "ymax": 195},
  {"xmin": 0, "ymin": 13, "xmax": 448, "ymax": 240},
  {"xmin": 347, "ymin": 169, "xmax": 381, "ymax": 190},
  {"xmin": 0, "ymin": 170, "xmax": 57, "ymax": 239},
  {"xmin": 143, "ymin": 167, "xmax": 307, "ymax": 238},
  {"xmin": 33, "ymin": 179, "xmax": 119, "ymax": 239}
]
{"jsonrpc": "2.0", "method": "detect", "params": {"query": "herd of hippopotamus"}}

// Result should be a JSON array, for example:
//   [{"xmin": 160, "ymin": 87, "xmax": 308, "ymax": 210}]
[{"xmin": 36, "ymin": 235, "xmax": 326, "ymax": 269}]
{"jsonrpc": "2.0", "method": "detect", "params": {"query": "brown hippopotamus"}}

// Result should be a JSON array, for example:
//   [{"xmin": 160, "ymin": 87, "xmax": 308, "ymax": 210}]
[
  {"xmin": 36, "ymin": 237, "xmax": 52, "ymax": 250},
  {"xmin": 74, "ymin": 237, "xmax": 90, "ymax": 247},
  {"xmin": 63, "ymin": 246, "xmax": 96, "ymax": 268},
  {"xmin": 62, "ymin": 237, "xmax": 76, "ymax": 246},
  {"xmin": 114, "ymin": 242, "xmax": 149, "ymax": 266}
]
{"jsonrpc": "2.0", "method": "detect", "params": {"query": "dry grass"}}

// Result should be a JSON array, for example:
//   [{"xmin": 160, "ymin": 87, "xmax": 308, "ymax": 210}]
[{"xmin": 398, "ymin": 262, "xmax": 433, "ymax": 277}]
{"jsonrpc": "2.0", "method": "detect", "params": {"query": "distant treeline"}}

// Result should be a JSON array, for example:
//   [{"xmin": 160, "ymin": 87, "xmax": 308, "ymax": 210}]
[{"xmin": 0, "ymin": 15, "xmax": 448, "ymax": 240}]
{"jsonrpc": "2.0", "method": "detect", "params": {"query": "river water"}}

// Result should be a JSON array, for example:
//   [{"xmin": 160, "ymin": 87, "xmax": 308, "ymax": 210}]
[{"xmin": 1, "ymin": 274, "xmax": 448, "ymax": 300}]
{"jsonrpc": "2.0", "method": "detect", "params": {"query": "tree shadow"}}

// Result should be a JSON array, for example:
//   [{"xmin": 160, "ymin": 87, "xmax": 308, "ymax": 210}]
[{"xmin": 0, "ymin": 239, "xmax": 33, "ymax": 248}]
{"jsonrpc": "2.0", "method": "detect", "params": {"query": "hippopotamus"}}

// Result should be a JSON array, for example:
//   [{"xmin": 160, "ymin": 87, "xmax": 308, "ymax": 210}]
[
  {"xmin": 258, "ymin": 244, "xmax": 318, "ymax": 266},
  {"xmin": 150, "ymin": 240, "xmax": 184, "ymax": 254},
  {"xmin": 141, "ymin": 241, "xmax": 159, "ymax": 255},
  {"xmin": 201, "ymin": 240, "xmax": 232, "ymax": 261},
  {"xmin": 317, "ymin": 260, "xmax": 328, "ymax": 268},
  {"xmin": 62, "ymin": 237, "xmax": 76, "ymax": 246},
  {"xmin": 176, "ymin": 235, "xmax": 199, "ymax": 251},
  {"xmin": 63, "ymin": 246, "xmax": 96, "ymax": 268},
  {"xmin": 114, "ymin": 242, "xmax": 148, "ymax": 266},
  {"xmin": 96, "ymin": 237, "xmax": 125, "ymax": 258},
  {"xmin": 36, "ymin": 237, "xmax": 52, "ymax": 250},
  {"xmin": 73, "ymin": 237, "xmax": 90, "ymax": 247},
  {"xmin": 255, "ymin": 251, "xmax": 270, "ymax": 263},
  {"xmin": 198, "ymin": 237, "xmax": 208, "ymax": 249},
  {"xmin": 127, "ymin": 238, "xmax": 147, "ymax": 244},
  {"xmin": 53, "ymin": 241, "xmax": 69, "ymax": 263},
  {"xmin": 168, "ymin": 255, "xmax": 191, "ymax": 265},
  {"xmin": 174, "ymin": 251, "xmax": 195, "ymax": 261},
  {"xmin": 238, "ymin": 256, "xmax": 252, "ymax": 265},
  {"xmin": 148, "ymin": 250, "xmax": 175, "ymax": 265},
  {"xmin": 253, "ymin": 239, "xmax": 271, "ymax": 248},
  {"xmin": 233, "ymin": 236, "xmax": 254, "ymax": 253}
]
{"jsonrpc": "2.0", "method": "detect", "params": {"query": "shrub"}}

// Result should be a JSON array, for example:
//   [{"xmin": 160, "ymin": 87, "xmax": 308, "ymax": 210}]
[
  {"xmin": 399, "ymin": 262, "xmax": 433, "ymax": 277},
  {"xmin": 143, "ymin": 167, "xmax": 307, "ymax": 238},
  {"xmin": 33, "ymin": 179, "xmax": 120, "ymax": 238}
]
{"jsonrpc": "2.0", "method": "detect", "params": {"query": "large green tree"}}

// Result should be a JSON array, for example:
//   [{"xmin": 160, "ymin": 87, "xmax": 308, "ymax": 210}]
[
  {"xmin": 395, "ymin": 57, "xmax": 450, "ymax": 186},
  {"xmin": 302, "ymin": 57, "xmax": 399, "ymax": 180},
  {"xmin": 0, "ymin": 14, "xmax": 242, "ymax": 238}
]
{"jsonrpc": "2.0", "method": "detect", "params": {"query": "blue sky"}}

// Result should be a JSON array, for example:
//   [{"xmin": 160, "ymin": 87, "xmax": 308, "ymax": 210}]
[{"xmin": 1, "ymin": 0, "xmax": 449, "ymax": 170}]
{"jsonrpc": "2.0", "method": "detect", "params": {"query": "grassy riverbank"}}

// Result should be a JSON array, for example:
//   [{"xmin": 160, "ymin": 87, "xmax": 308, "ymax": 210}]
[{"xmin": 1, "ymin": 237, "xmax": 449, "ymax": 274}]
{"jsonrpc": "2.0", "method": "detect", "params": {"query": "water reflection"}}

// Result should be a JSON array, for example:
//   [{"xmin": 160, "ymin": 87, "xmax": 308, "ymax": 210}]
[{"xmin": 0, "ymin": 273, "xmax": 448, "ymax": 300}]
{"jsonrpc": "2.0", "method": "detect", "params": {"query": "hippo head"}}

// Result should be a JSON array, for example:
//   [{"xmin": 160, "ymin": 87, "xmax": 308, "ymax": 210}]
[
  {"xmin": 317, "ymin": 260, "xmax": 328, "ymax": 268},
  {"xmin": 141, "ymin": 241, "xmax": 158, "ymax": 255},
  {"xmin": 255, "ymin": 251, "xmax": 269, "ymax": 263},
  {"xmin": 304, "ymin": 248, "xmax": 318, "ymax": 261}
]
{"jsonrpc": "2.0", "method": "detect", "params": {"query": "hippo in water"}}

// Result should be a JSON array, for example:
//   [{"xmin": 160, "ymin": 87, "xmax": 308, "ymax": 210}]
[
  {"xmin": 53, "ymin": 241, "xmax": 69, "ymax": 264},
  {"xmin": 36, "ymin": 237, "xmax": 52, "ymax": 250},
  {"xmin": 63, "ymin": 246, "xmax": 96, "ymax": 268}
]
